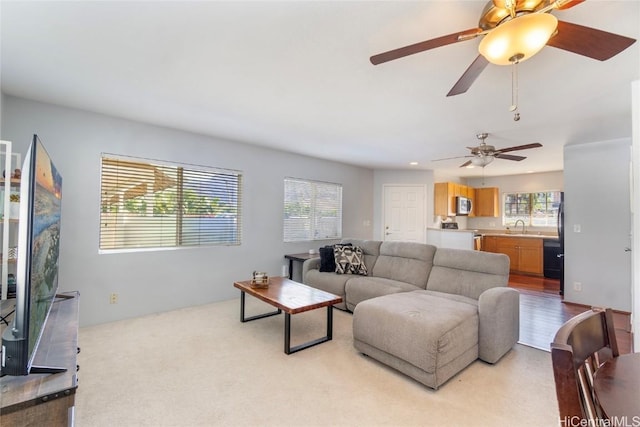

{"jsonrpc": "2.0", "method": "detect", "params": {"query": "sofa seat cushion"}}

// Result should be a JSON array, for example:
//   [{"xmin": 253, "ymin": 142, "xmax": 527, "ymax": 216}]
[
  {"xmin": 353, "ymin": 291, "xmax": 479, "ymax": 375},
  {"xmin": 345, "ymin": 277, "xmax": 422, "ymax": 311},
  {"xmin": 420, "ymin": 290, "xmax": 478, "ymax": 307},
  {"xmin": 303, "ymin": 270, "xmax": 351, "ymax": 309}
]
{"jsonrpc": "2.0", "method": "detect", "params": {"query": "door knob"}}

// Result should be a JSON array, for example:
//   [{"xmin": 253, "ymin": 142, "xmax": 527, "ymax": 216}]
[{"xmin": 624, "ymin": 247, "xmax": 632, "ymax": 252}]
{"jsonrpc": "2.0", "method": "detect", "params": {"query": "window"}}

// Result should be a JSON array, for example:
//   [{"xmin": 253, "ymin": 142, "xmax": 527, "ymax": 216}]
[
  {"xmin": 503, "ymin": 191, "xmax": 561, "ymax": 227},
  {"xmin": 283, "ymin": 178, "xmax": 342, "ymax": 242},
  {"xmin": 99, "ymin": 154, "xmax": 241, "ymax": 251}
]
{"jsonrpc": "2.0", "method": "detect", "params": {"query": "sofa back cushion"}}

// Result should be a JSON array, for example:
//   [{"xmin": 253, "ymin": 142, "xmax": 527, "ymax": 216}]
[
  {"xmin": 340, "ymin": 239, "xmax": 382, "ymax": 275},
  {"xmin": 371, "ymin": 242, "xmax": 436, "ymax": 288},
  {"xmin": 426, "ymin": 248, "xmax": 509, "ymax": 300}
]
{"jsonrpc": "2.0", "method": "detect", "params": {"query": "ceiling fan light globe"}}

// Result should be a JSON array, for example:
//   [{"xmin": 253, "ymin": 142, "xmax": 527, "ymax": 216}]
[
  {"xmin": 479, "ymin": 13, "xmax": 558, "ymax": 65},
  {"xmin": 471, "ymin": 155, "xmax": 495, "ymax": 167}
]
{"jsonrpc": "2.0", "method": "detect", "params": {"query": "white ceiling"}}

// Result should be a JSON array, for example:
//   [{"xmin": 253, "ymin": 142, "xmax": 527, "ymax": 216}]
[{"xmin": 1, "ymin": 1, "xmax": 639, "ymax": 178}]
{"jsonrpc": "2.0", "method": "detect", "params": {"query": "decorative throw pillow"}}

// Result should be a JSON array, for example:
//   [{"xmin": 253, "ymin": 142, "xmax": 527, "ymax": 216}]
[
  {"xmin": 334, "ymin": 245, "xmax": 367, "ymax": 276},
  {"xmin": 319, "ymin": 246, "xmax": 337, "ymax": 272}
]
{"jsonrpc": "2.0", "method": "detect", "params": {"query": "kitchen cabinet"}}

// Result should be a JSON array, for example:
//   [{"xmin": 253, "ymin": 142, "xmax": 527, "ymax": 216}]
[
  {"xmin": 474, "ymin": 187, "xmax": 499, "ymax": 217},
  {"xmin": 482, "ymin": 235, "xmax": 498, "ymax": 253},
  {"xmin": 434, "ymin": 182, "xmax": 475, "ymax": 217},
  {"xmin": 482, "ymin": 235, "xmax": 543, "ymax": 276}
]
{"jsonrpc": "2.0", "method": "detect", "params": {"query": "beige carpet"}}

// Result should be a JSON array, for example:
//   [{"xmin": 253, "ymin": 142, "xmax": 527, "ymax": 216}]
[{"xmin": 76, "ymin": 298, "xmax": 559, "ymax": 426}]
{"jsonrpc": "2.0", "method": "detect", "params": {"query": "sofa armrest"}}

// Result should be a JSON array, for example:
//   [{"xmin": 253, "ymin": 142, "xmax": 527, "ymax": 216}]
[
  {"xmin": 478, "ymin": 287, "xmax": 519, "ymax": 363},
  {"xmin": 302, "ymin": 257, "xmax": 321, "ymax": 283}
]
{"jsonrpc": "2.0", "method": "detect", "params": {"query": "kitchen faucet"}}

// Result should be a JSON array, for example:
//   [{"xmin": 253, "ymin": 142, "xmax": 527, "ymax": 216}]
[{"xmin": 514, "ymin": 219, "xmax": 526, "ymax": 234}]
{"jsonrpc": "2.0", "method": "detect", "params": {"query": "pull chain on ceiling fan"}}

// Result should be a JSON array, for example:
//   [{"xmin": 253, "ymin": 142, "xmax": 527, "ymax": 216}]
[{"xmin": 510, "ymin": 54, "xmax": 520, "ymax": 121}]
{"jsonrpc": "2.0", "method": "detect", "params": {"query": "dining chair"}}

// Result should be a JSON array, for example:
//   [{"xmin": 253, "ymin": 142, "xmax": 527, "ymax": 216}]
[{"xmin": 551, "ymin": 307, "xmax": 619, "ymax": 422}]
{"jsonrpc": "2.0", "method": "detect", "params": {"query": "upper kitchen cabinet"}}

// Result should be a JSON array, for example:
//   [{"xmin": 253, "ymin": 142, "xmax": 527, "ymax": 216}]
[
  {"xmin": 474, "ymin": 187, "xmax": 499, "ymax": 217},
  {"xmin": 434, "ymin": 182, "xmax": 475, "ymax": 217},
  {"xmin": 434, "ymin": 183, "xmax": 498, "ymax": 217}
]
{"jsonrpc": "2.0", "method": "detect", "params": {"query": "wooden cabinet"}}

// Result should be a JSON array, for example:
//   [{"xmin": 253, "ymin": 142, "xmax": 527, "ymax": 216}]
[
  {"xmin": 517, "ymin": 241, "xmax": 543, "ymax": 275},
  {"xmin": 1, "ymin": 292, "xmax": 79, "ymax": 426},
  {"xmin": 474, "ymin": 187, "xmax": 499, "ymax": 217},
  {"xmin": 434, "ymin": 183, "xmax": 498, "ymax": 217},
  {"xmin": 482, "ymin": 235, "xmax": 498, "ymax": 253},
  {"xmin": 434, "ymin": 182, "xmax": 475, "ymax": 217},
  {"xmin": 482, "ymin": 235, "xmax": 543, "ymax": 276},
  {"xmin": 434, "ymin": 183, "xmax": 451, "ymax": 217}
]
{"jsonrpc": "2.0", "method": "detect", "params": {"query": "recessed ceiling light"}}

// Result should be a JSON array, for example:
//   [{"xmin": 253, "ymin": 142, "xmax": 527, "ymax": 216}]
[{"xmin": 409, "ymin": 162, "xmax": 419, "ymax": 166}]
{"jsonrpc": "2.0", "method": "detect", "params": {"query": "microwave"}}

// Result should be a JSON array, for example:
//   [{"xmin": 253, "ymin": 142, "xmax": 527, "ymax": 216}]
[{"xmin": 456, "ymin": 196, "xmax": 472, "ymax": 216}]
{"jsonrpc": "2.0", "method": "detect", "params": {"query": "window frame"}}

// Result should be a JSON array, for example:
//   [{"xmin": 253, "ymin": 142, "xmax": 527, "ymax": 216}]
[
  {"xmin": 283, "ymin": 177, "xmax": 343, "ymax": 243},
  {"xmin": 502, "ymin": 190, "xmax": 562, "ymax": 228},
  {"xmin": 99, "ymin": 154, "xmax": 242, "ymax": 253}
]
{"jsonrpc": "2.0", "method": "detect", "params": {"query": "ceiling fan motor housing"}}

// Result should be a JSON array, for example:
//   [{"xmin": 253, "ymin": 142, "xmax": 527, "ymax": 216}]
[{"xmin": 479, "ymin": 0, "xmax": 546, "ymax": 30}]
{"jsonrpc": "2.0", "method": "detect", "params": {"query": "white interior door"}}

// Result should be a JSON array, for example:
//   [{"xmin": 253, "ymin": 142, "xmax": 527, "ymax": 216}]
[{"xmin": 383, "ymin": 185, "xmax": 425, "ymax": 242}]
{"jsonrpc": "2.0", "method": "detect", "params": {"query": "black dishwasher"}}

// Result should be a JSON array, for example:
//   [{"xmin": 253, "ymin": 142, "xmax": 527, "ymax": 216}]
[{"xmin": 543, "ymin": 239, "xmax": 561, "ymax": 279}]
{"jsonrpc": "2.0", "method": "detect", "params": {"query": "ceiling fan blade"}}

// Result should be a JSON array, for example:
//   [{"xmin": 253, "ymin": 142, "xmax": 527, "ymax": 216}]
[
  {"xmin": 432, "ymin": 155, "xmax": 472, "ymax": 162},
  {"xmin": 446, "ymin": 55, "xmax": 490, "ymax": 97},
  {"xmin": 495, "ymin": 153, "xmax": 526, "ymax": 161},
  {"xmin": 553, "ymin": 0, "xmax": 586, "ymax": 10},
  {"xmin": 495, "ymin": 143, "xmax": 542, "ymax": 154},
  {"xmin": 459, "ymin": 160, "xmax": 472, "ymax": 168},
  {"xmin": 370, "ymin": 28, "xmax": 481, "ymax": 65},
  {"xmin": 546, "ymin": 20, "xmax": 637, "ymax": 61}
]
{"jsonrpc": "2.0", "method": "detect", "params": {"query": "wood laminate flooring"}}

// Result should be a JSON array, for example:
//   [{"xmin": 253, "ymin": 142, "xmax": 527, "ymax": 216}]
[{"xmin": 509, "ymin": 274, "xmax": 632, "ymax": 354}]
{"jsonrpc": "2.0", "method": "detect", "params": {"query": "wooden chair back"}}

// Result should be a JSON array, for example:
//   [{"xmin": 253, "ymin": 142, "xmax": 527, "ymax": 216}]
[{"xmin": 550, "ymin": 307, "xmax": 619, "ymax": 422}]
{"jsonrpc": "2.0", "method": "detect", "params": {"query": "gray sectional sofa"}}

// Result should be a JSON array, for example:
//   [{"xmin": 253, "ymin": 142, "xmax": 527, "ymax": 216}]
[{"xmin": 302, "ymin": 238, "xmax": 519, "ymax": 389}]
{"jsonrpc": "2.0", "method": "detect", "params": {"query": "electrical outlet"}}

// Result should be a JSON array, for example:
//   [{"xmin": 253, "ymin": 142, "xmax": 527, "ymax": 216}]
[
  {"xmin": 573, "ymin": 224, "xmax": 581, "ymax": 233},
  {"xmin": 110, "ymin": 293, "xmax": 118, "ymax": 304},
  {"xmin": 573, "ymin": 282, "xmax": 582, "ymax": 291}
]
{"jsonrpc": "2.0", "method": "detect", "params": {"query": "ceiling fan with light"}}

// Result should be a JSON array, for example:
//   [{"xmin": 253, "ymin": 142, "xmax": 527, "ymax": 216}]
[
  {"xmin": 370, "ymin": 0, "xmax": 637, "ymax": 97},
  {"xmin": 433, "ymin": 133, "xmax": 542, "ymax": 168}
]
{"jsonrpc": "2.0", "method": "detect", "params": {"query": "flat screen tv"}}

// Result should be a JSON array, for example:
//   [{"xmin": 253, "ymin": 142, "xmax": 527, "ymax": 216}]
[{"xmin": 1, "ymin": 135, "xmax": 64, "ymax": 376}]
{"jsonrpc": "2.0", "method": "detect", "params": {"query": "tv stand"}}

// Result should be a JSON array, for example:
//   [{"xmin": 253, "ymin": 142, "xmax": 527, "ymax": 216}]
[{"xmin": 0, "ymin": 291, "xmax": 79, "ymax": 425}]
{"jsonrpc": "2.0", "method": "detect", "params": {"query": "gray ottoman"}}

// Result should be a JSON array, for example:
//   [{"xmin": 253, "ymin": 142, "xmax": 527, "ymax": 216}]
[{"xmin": 353, "ymin": 290, "xmax": 480, "ymax": 389}]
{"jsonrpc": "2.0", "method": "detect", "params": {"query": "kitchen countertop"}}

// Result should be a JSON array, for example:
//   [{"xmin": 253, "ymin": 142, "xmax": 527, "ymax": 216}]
[
  {"xmin": 427, "ymin": 227, "xmax": 476, "ymax": 233},
  {"xmin": 429, "ymin": 228, "xmax": 558, "ymax": 239},
  {"xmin": 479, "ymin": 232, "xmax": 558, "ymax": 239}
]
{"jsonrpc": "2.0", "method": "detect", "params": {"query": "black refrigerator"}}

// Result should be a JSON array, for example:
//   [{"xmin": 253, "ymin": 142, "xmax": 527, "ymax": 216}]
[
  {"xmin": 557, "ymin": 192, "xmax": 565, "ymax": 295},
  {"xmin": 543, "ymin": 192, "xmax": 564, "ymax": 294}
]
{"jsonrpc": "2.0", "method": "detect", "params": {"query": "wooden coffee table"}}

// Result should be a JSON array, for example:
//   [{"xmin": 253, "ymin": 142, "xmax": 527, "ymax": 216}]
[{"xmin": 233, "ymin": 276, "xmax": 342, "ymax": 354}]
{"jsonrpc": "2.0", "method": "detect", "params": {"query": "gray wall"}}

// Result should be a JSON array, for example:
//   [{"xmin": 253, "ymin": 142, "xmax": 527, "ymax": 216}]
[
  {"xmin": 1, "ymin": 95, "xmax": 374, "ymax": 326},
  {"xmin": 563, "ymin": 138, "xmax": 632, "ymax": 311}
]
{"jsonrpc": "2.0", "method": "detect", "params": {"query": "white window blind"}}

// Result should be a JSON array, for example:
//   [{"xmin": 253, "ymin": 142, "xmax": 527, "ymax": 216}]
[
  {"xmin": 100, "ymin": 155, "xmax": 241, "ymax": 251},
  {"xmin": 283, "ymin": 178, "xmax": 342, "ymax": 242}
]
